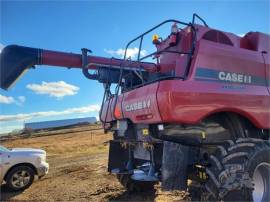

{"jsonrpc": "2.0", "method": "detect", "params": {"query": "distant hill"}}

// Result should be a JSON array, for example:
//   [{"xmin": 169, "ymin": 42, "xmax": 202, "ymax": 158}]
[{"xmin": 24, "ymin": 117, "xmax": 97, "ymax": 130}]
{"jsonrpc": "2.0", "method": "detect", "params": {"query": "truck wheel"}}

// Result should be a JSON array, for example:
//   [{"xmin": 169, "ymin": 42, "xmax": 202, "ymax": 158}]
[
  {"xmin": 116, "ymin": 174, "xmax": 155, "ymax": 192},
  {"xmin": 6, "ymin": 165, "xmax": 35, "ymax": 191},
  {"xmin": 202, "ymin": 138, "xmax": 270, "ymax": 201}
]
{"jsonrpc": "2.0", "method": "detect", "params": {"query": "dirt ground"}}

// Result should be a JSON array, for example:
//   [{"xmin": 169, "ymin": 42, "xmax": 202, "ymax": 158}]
[{"xmin": 0, "ymin": 125, "xmax": 189, "ymax": 201}]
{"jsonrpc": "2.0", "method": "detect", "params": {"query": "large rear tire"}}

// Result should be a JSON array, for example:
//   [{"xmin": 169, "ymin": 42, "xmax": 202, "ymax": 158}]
[
  {"xmin": 116, "ymin": 174, "xmax": 156, "ymax": 193},
  {"xmin": 188, "ymin": 114, "xmax": 247, "ymax": 198},
  {"xmin": 202, "ymin": 138, "xmax": 270, "ymax": 201}
]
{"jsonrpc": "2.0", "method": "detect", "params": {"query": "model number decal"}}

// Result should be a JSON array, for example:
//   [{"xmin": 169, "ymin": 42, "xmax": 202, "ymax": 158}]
[
  {"xmin": 125, "ymin": 100, "xmax": 151, "ymax": 112},
  {"xmin": 218, "ymin": 71, "xmax": 252, "ymax": 84}
]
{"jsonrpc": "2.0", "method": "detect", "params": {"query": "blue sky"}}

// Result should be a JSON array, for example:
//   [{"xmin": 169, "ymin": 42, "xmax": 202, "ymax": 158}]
[{"xmin": 0, "ymin": 1, "xmax": 269, "ymax": 133}]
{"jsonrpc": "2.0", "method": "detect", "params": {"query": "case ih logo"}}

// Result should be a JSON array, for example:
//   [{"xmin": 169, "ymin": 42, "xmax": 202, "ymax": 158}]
[
  {"xmin": 125, "ymin": 100, "xmax": 151, "ymax": 112},
  {"xmin": 218, "ymin": 71, "xmax": 252, "ymax": 84},
  {"xmin": 195, "ymin": 68, "xmax": 260, "ymax": 85}
]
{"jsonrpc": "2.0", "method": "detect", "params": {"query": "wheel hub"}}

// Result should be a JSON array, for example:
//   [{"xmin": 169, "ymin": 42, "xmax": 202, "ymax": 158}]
[
  {"xmin": 252, "ymin": 162, "xmax": 270, "ymax": 202},
  {"xmin": 11, "ymin": 170, "xmax": 31, "ymax": 188}
]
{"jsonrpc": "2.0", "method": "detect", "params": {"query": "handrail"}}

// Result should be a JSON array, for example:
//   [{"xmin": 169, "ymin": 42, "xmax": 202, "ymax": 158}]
[
  {"xmin": 120, "ymin": 19, "xmax": 197, "ymax": 87},
  {"xmin": 123, "ymin": 19, "xmax": 192, "ymax": 61},
  {"xmin": 192, "ymin": 13, "xmax": 208, "ymax": 27},
  {"xmin": 110, "ymin": 14, "xmax": 207, "ymax": 121}
]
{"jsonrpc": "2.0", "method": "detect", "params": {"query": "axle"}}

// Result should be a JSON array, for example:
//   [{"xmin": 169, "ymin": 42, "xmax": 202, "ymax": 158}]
[{"xmin": 0, "ymin": 45, "xmax": 157, "ymax": 90}]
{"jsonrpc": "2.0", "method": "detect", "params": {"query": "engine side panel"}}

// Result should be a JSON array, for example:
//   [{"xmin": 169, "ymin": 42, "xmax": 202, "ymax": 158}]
[
  {"xmin": 121, "ymin": 82, "xmax": 162, "ymax": 124},
  {"xmin": 157, "ymin": 40, "xmax": 270, "ymax": 129},
  {"xmin": 101, "ymin": 28, "xmax": 269, "ymax": 129}
]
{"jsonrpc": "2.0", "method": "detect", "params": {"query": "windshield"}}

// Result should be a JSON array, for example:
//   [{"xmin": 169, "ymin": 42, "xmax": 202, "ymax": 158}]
[{"xmin": 0, "ymin": 145, "xmax": 10, "ymax": 152}]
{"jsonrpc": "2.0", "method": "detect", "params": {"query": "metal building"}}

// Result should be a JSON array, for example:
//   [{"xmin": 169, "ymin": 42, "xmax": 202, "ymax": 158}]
[{"xmin": 24, "ymin": 117, "xmax": 97, "ymax": 130}]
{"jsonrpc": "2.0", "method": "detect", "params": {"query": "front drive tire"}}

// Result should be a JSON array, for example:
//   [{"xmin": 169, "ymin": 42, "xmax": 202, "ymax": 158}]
[
  {"xmin": 6, "ymin": 165, "xmax": 35, "ymax": 191},
  {"xmin": 202, "ymin": 138, "xmax": 270, "ymax": 201}
]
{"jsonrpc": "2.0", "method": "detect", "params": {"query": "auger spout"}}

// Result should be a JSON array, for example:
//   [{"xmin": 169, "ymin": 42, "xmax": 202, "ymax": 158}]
[
  {"xmin": 0, "ymin": 45, "xmax": 157, "ymax": 90},
  {"xmin": 0, "ymin": 45, "xmax": 41, "ymax": 90}
]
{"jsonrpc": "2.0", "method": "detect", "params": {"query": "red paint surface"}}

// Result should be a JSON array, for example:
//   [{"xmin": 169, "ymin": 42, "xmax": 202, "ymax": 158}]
[
  {"xmin": 100, "ymin": 25, "xmax": 270, "ymax": 129},
  {"xmin": 42, "ymin": 50, "xmax": 157, "ymax": 72},
  {"xmin": 33, "ymin": 24, "xmax": 270, "ymax": 129}
]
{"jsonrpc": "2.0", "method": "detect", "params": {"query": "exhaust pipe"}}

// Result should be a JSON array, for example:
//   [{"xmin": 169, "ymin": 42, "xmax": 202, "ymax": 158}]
[{"xmin": 0, "ymin": 45, "xmax": 41, "ymax": 90}]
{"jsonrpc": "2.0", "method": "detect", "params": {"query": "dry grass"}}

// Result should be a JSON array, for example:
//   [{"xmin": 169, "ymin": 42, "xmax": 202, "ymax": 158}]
[
  {"xmin": 0, "ymin": 125, "xmax": 188, "ymax": 202},
  {"xmin": 3, "ymin": 126, "xmax": 109, "ymax": 156}
]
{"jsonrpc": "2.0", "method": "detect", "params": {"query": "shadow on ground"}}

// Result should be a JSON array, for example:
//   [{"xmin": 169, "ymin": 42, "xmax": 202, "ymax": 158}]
[
  {"xmin": 0, "ymin": 184, "xmax": 24, "ymax": 201},
  {"xmin": 106, "ymin": 190, "xmax": 156, "ymax": 202}
]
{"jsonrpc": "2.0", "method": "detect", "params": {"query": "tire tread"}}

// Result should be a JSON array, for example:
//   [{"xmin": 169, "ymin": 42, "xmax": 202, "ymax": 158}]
[{"xmin": 202, "ymin": 138, "xmax": 270, "ymax": 201}]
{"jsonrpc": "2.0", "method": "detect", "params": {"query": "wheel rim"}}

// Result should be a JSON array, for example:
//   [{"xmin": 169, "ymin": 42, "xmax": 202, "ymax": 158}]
[
  {"xmin": 11, "ymin": 170, "xmax": 31, "ymax": 188},
  {"xmin": 252, "ymin": 162, "xmax": 270, "ymax": 202}
]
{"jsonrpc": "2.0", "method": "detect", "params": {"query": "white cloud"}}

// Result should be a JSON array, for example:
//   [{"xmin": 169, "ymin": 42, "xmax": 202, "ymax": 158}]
[
  {"xmin": 0, "ymin": 94, "xmax": 26, "ymax": 105},
  {"xmin": 104, "ymin": 47, "xmax": 147, "ymax": 59},
  {"xmin": 0, "ymin": 104, "xmax": 100, "ymax": 122},
  {"xmin": 237, "ymin": 33, "xmax": 245, "ymax": 37},
  {"xmin": 15, "ymin": 96, "xmax": 26, "ymax": 106},
  {"xmin": 26, "ymin": 81, "xmax": 79, "ymax": 99},
  {"xmin": 0, "ymin": 124, "xmax": 24, "ymax": 134},
  {"xmin": 18, "ymin": 96, "xmax": 26, "ymax": 103},
  {"xmin": 0, "ymin": 43, "xmax": 4, "ymax": 53},
  {"xmin": 0, "ymin": 94, "xmax": 15, "ymax": 104}
]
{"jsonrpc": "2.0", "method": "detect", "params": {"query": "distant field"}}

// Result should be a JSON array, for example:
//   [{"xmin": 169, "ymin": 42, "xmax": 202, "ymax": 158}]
[
  {"xmin": 0, "ymin": 124, "xmax": 101, "ymax": 140},
  {"xmin": 0, "ymin": 125, "xmax": 188, "ymax": 201}
]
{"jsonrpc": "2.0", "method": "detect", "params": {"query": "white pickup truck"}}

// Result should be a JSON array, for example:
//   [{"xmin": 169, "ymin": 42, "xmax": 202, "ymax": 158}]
[{"xmin": 0, "ymin": 145, "xmax": 49, "ymax": 191}]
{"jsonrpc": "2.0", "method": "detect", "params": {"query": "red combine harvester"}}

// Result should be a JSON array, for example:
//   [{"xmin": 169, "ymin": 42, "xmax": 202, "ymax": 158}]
[{"xmin": 1, "ymin": 14, "xmax": 269, "ymax": 201}]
